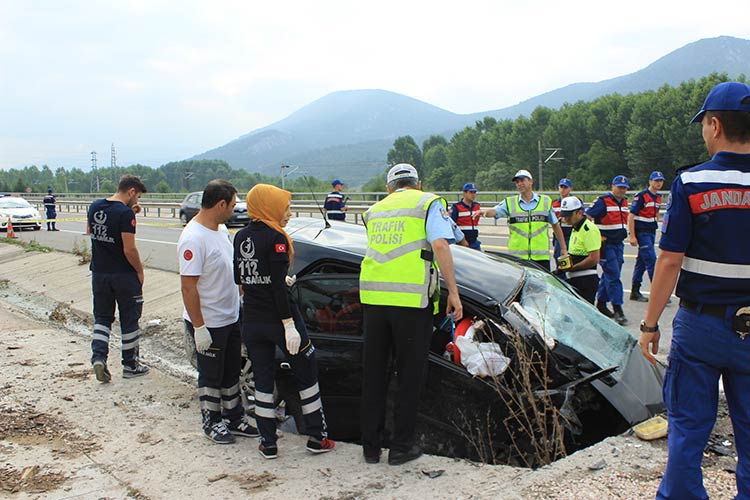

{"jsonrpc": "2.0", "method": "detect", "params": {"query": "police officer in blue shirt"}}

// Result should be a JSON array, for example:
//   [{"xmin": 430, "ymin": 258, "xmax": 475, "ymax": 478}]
[
  {"xmin": 43, "ymin": 188, "xmax": 58, "ymax": 231},
  {"xmin": 627, "ymin": 171, "xmax": 664, "ymax": 301},
  {"xmin": 640, "ymin": 81, "xmax": 750, "ymax": 500},
  {"xmin": 323, "ymin": 179, "xmax": 347, "ymax": 221},
  {"xmin": 586, "ymin": 175, "xmax": 630, "ymax": 325}
]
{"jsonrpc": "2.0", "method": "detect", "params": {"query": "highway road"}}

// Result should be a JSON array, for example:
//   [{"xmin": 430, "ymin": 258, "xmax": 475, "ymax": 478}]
[{"xmin": 6, "ymin": 211, "xmax": 676, "ymax": 348}]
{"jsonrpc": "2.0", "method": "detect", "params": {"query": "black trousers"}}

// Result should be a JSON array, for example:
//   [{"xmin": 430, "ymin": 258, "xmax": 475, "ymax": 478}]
[
  {"xmin": 568, "ymin": 274, "xmax": 599, "ymax": 305},
  {"xmin": 185, "ymin": 320, "xmax": 244, "ymax": 423},
  {"xmin": 361, "ymin": 304, "xmax": 433, "ymax": 455},
  {"xmin": 90, "ymin": 272, "xmax": 143, "ymax": 366},
  {"xmin": 242, "ymin": 305, "xmax": 327, "ymax": 446}
]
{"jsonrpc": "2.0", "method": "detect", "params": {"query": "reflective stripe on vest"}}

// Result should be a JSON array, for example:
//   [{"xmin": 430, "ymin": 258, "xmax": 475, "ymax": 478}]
[
  {"xmin": 360, "ymin": 190, "xmax": 442, "ymax": 309},
  {"xmin": 506, "ymin": 195, "xmax": 551, "ymax": 261}
]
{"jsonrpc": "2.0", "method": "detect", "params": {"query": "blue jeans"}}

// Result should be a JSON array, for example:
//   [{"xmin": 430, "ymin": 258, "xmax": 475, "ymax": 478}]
[
  {"xmin": 657, "ymin": 306, "xmax": 750, "ymax": 500},
  {"xmin": 596, "ymin": 243, "xmax": 624, "ymax": 305},
  {"xmin": 632, "ymin": 231, "xmax": 656, "ymax": 286},
  {"xmin": 90, "ymin": 273, "xmax": 143, "ymax": 366}
]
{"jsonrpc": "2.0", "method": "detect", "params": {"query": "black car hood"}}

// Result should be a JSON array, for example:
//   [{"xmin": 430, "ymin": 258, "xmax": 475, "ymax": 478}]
[{"xmin": 286, "ymin": 217, "xmax": 523, "ymax": 305}]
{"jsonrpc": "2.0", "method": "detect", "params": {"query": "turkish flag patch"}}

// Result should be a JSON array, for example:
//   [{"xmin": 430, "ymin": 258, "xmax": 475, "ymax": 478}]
[
  {"xmin": 183, "ymin": 249, "xmax": 193, "ymax": 261},
  {"xmin": 275, "ymin": 243, "xmax": 286, "ymax": 254}
]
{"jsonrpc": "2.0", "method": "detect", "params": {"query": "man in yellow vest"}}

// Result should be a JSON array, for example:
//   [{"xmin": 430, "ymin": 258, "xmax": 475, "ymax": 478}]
[
  {"xmin": 475, "ymin": 169, "xmax": 568, "ymax": 271},
  {"xmin": 359, "ymin": 163, "xmax": 463, "ymax": 467}
]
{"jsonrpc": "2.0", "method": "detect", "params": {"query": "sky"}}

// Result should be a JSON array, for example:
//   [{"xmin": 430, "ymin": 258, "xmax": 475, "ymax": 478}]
[{"xmin": 2, "ymin": 0, "xmax": 749, "ymax": 170}]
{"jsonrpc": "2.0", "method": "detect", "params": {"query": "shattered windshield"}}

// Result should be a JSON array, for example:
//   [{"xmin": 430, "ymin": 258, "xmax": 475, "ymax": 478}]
[{"xmin": 514, "ymin": 267, "xmax": 635, "ymax": 372}]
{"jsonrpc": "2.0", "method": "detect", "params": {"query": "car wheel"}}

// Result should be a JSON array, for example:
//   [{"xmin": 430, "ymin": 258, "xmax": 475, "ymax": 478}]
[{"xmin": 179, "ymin": 212, "xmax": 188, "ymax": 225}]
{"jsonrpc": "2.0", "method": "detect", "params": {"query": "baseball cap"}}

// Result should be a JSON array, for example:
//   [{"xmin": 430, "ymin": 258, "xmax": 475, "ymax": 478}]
[
  {"xmin": 690, "ymin": 81, "xmax": 750, "ymax": 124},
  {"xmin": 611, "ymin": 175, "xmax": 630, "ymax": 188},
  {"xmin": 649, "ymin": 171, "xmax": 665, "ymax": 181},
  {"xmin": 331, "ymin": 179, "xmax": 343, "ymax": 186},
  {"xmin": 386, "ymin": 163, "xmax": 419, "ymax": 183},
  {"xmin": 512, "ymin": 169, "xmax": 533, "ymax": 181},
  {"xmin": 462, "ymin": 182, "xmax": 478, "ymax": 192},
  {"xmin": 558, "ymin": 178, "xmax": 571, "ymax": 188},
  {"xmin": 559, "ymin": 196, "xmax": 583, "ymax": 217}
]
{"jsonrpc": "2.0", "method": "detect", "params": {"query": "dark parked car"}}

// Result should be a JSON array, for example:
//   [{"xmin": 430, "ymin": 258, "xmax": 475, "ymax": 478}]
[
  {"xmin": 186, "ymin": 217, "xmax": 665, "ymax": 465},
  {"xmin": 178, "ymin": 191, "xmax": 250, "ymax": 226}
]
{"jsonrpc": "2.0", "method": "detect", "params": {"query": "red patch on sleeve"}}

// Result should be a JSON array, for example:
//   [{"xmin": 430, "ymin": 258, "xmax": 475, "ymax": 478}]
[
  {"xmin": 275, "ymin": 243, "xmax": 286, "ymax": 254},
  {"xmin": 183, "ymin": 249, "xmax": 193, "ymax": 261}
]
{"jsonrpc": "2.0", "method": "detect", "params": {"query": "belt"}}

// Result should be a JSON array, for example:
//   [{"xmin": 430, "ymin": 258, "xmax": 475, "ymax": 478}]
[{"xmin": 679, "ymin": 299, "xmax": 731, "ymax": 319}]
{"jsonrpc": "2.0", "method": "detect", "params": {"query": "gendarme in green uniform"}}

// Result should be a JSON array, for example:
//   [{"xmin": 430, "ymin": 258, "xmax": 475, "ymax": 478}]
[
  {"xmin": 506, "ymin": 194, "xmax": 552, "ymax": 261},
  {"xmin": 359, "ymin": 189, "xmax": 444, "ymax": 311}
]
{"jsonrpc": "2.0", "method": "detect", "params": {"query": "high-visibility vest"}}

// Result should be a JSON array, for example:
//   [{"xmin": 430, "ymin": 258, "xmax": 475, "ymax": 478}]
[
  {"xmin": 506, "ymin": 195, "xmax": 552, "ymax": 261},
  {"xmin": 359, "ymin": 189, "xmax": 443, "ymax": 310}
]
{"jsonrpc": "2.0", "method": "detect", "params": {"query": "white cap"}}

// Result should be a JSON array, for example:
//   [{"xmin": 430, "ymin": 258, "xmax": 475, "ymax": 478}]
[
  {"xmin": 387, "ymin": 163, "xmax": 419, "ymax": 183},
  {"xmin": 559, "ymin": 196, "xmax": 583, "ymax": 216},
  {"xmin": 512, "ymin": 169, "xmax": 533, "ymax": 181}
]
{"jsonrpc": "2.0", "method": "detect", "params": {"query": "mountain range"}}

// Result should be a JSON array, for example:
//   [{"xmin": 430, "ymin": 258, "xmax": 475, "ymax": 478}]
[{"xmin": 191, "ymin": 36, "xmax": 750, "ymax": 185}]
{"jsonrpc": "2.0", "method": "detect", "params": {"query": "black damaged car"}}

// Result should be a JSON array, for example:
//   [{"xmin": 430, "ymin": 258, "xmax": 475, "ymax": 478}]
[
  {"xmin": 186, "ymin": 216, "xmax": 665, "ymax": 466},
  {"xmin": 272, "ymin": 218, "xmax": 665, "ymax": 466}
]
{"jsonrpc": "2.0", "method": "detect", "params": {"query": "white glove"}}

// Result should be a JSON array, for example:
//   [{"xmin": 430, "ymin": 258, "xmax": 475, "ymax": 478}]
[
  {"xmin": 194, "ymin": 325, "xmax": 212, "ymax": 354},
  {"xmin": 285, "ymin": 274, "xmax": 297, "ymax": 287},
  {"xmin": 282, "ymin": 318, "xmax": 301, "ymax": 355}
]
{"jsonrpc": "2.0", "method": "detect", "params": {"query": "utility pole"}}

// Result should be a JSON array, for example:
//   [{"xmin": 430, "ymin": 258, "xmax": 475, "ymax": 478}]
[
  {"xmin": 90, "ymin": 151, "xmax": 100, "ymax": 192},
  {"xmin": 280, "ymin": 164, "xmax": 299, "ymax": 190},
  {"xmin": 537, "ymin": 140, "xmax": 564, "ymax": 190}
]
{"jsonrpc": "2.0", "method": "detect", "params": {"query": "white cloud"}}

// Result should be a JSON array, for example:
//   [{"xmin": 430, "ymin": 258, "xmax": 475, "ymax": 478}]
[{"xmin": 1, "ymin": 0, "xmax": 749, "ymax": 168}]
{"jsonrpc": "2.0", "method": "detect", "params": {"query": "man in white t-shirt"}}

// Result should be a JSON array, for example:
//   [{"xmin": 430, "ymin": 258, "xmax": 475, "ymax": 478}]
[{"xmin": 178, "ymin": 180, "xmax": 258, "ymax": 444}]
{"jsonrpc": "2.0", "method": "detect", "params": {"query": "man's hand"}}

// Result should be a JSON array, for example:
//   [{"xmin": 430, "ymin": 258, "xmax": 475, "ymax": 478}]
[
  {"xmin": 446, "ymin": 291, "xmax": 463, "ymax": 322},
  {"xmin": 282, "ymin": 318, "xmax": 301, "ymax": 355},
  {"xmin": 629, "ymin": 234, "xmax": 638, "ymax": 247},
  {"xmin": 194, "ymin": 325, "xmax": 213, "ymax": 354},
  {"xmin": 638, "ymin": 329, "xmax": 660, "ymax": 365}
]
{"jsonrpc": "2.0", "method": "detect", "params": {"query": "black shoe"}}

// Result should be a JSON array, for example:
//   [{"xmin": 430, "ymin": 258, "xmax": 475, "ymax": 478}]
[
  {"xmin": 613, "ymin": 311, "xmax": 628, "ymax": 326},
  {"xmin": 204, "ymin": 420, "xmax": 235, "ymax": 444},
  {"xmin": 629, "ymin": 284, "xmax": 648, "ymax": 302},
  {"xmin": 123, "ymin": 361, "xmax": 150, "ymax": 379},
  {"xmin": 306, "ymin": 437, "xmax": 335, "ymax": 454},
  {"xmin": 258, "ymin": 442, "xmax": 278, "ymax": 459},
  {"xmin": 226, "ymin": 415, "xmax": 260, "ymax": 437},
  {"xmin": 596, "ymin": 301, "xmax": 615, "ymax": 318},
  {"xmin": 388, "ymin": 445, "xmax": 422, "ymax": 466},
  {"xmin": 92, "ymin": 360, "xmax": 111, "ymax": 383}
]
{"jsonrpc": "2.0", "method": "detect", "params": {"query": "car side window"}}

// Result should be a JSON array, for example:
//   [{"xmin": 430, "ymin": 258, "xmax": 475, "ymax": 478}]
[{"xmin": 296, "ymin": 276, "xmax": 362, "ymax": 337}]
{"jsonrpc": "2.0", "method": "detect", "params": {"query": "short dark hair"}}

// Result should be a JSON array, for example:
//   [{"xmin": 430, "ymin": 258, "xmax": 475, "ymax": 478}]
[
  {"xmin": 707, "ymin": 107, "xmax": 750, "ymax": 142},
  {"xmin": 388, "ymin": 177, "xmax": 418, "ymax": 191},
  {"xmin": 202, "ymin": 179, "xmax": 237, "ymax": 209},
  {"xmin": 117, "ymin": 175, "xmax": 147, "ymax": 194}
]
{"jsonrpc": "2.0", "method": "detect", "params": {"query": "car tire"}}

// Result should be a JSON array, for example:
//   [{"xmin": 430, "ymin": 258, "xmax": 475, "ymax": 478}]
[{"xmin": 179, "ymin": 212, "xmax": 188, "ymax": 225}]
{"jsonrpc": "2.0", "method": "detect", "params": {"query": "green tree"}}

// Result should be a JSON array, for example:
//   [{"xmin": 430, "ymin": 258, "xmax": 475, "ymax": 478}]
[{"xmin": 387, "ymin": 136, "xmax": 423, "ymax": 175}]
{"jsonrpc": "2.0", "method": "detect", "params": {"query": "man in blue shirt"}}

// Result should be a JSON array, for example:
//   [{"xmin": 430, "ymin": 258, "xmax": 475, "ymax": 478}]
[
  {"xmin": 323, "ymin": 180, "xmax": 348, "ymax": 221},
  {"xmin": 586, "ymin": 176, "xmax": 630, "ymax": 325},
  {"xmin": 639, "ymin": 81, "xmax": 750, "ymax": 500},
  {"xmin": 88, "ymin": 175, "xmax": 150, "ymax": 382},
  {"xmin": 628, "ymin": 171, "xmax": 664, "ymax": 301},
  {"xmin": 474, "ymin": 169, "xmax": 568, "ymax": 271}
]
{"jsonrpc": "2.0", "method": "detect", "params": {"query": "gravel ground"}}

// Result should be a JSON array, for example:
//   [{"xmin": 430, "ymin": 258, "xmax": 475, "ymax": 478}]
[{"xmin": 0, "ymin": 283, "xmax": 743, "ymax": 499}]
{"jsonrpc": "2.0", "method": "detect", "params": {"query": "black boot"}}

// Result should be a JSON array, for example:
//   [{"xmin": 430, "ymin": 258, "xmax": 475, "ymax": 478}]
[
  {"xmin": 612, "ymin": 305, "xmax": 628, "ymax": 326},
  {"xmin": 596, "ymin": 301, "xmax": 615, "ymax": 318},
  {"xmin": 630, "ymin": 283, "xmax": 648, "ymax": 302}
]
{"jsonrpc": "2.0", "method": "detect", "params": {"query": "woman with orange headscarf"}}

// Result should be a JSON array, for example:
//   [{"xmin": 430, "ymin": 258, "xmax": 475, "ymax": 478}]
[{"xmin": 233, "ymin": 184, "xmax": 334, "ymax": 459}]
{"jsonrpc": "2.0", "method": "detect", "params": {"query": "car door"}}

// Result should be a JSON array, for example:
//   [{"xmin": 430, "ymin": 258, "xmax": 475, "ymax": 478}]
[{"xmin": 292, "ymin": 273, "xmax": 363, "ymax": 439}]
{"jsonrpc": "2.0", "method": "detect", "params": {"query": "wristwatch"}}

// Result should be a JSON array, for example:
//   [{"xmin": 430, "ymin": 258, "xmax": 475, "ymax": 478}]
[{"xmin": 639, "ymin": 320, "xmax": 659, "ymax": 333}]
